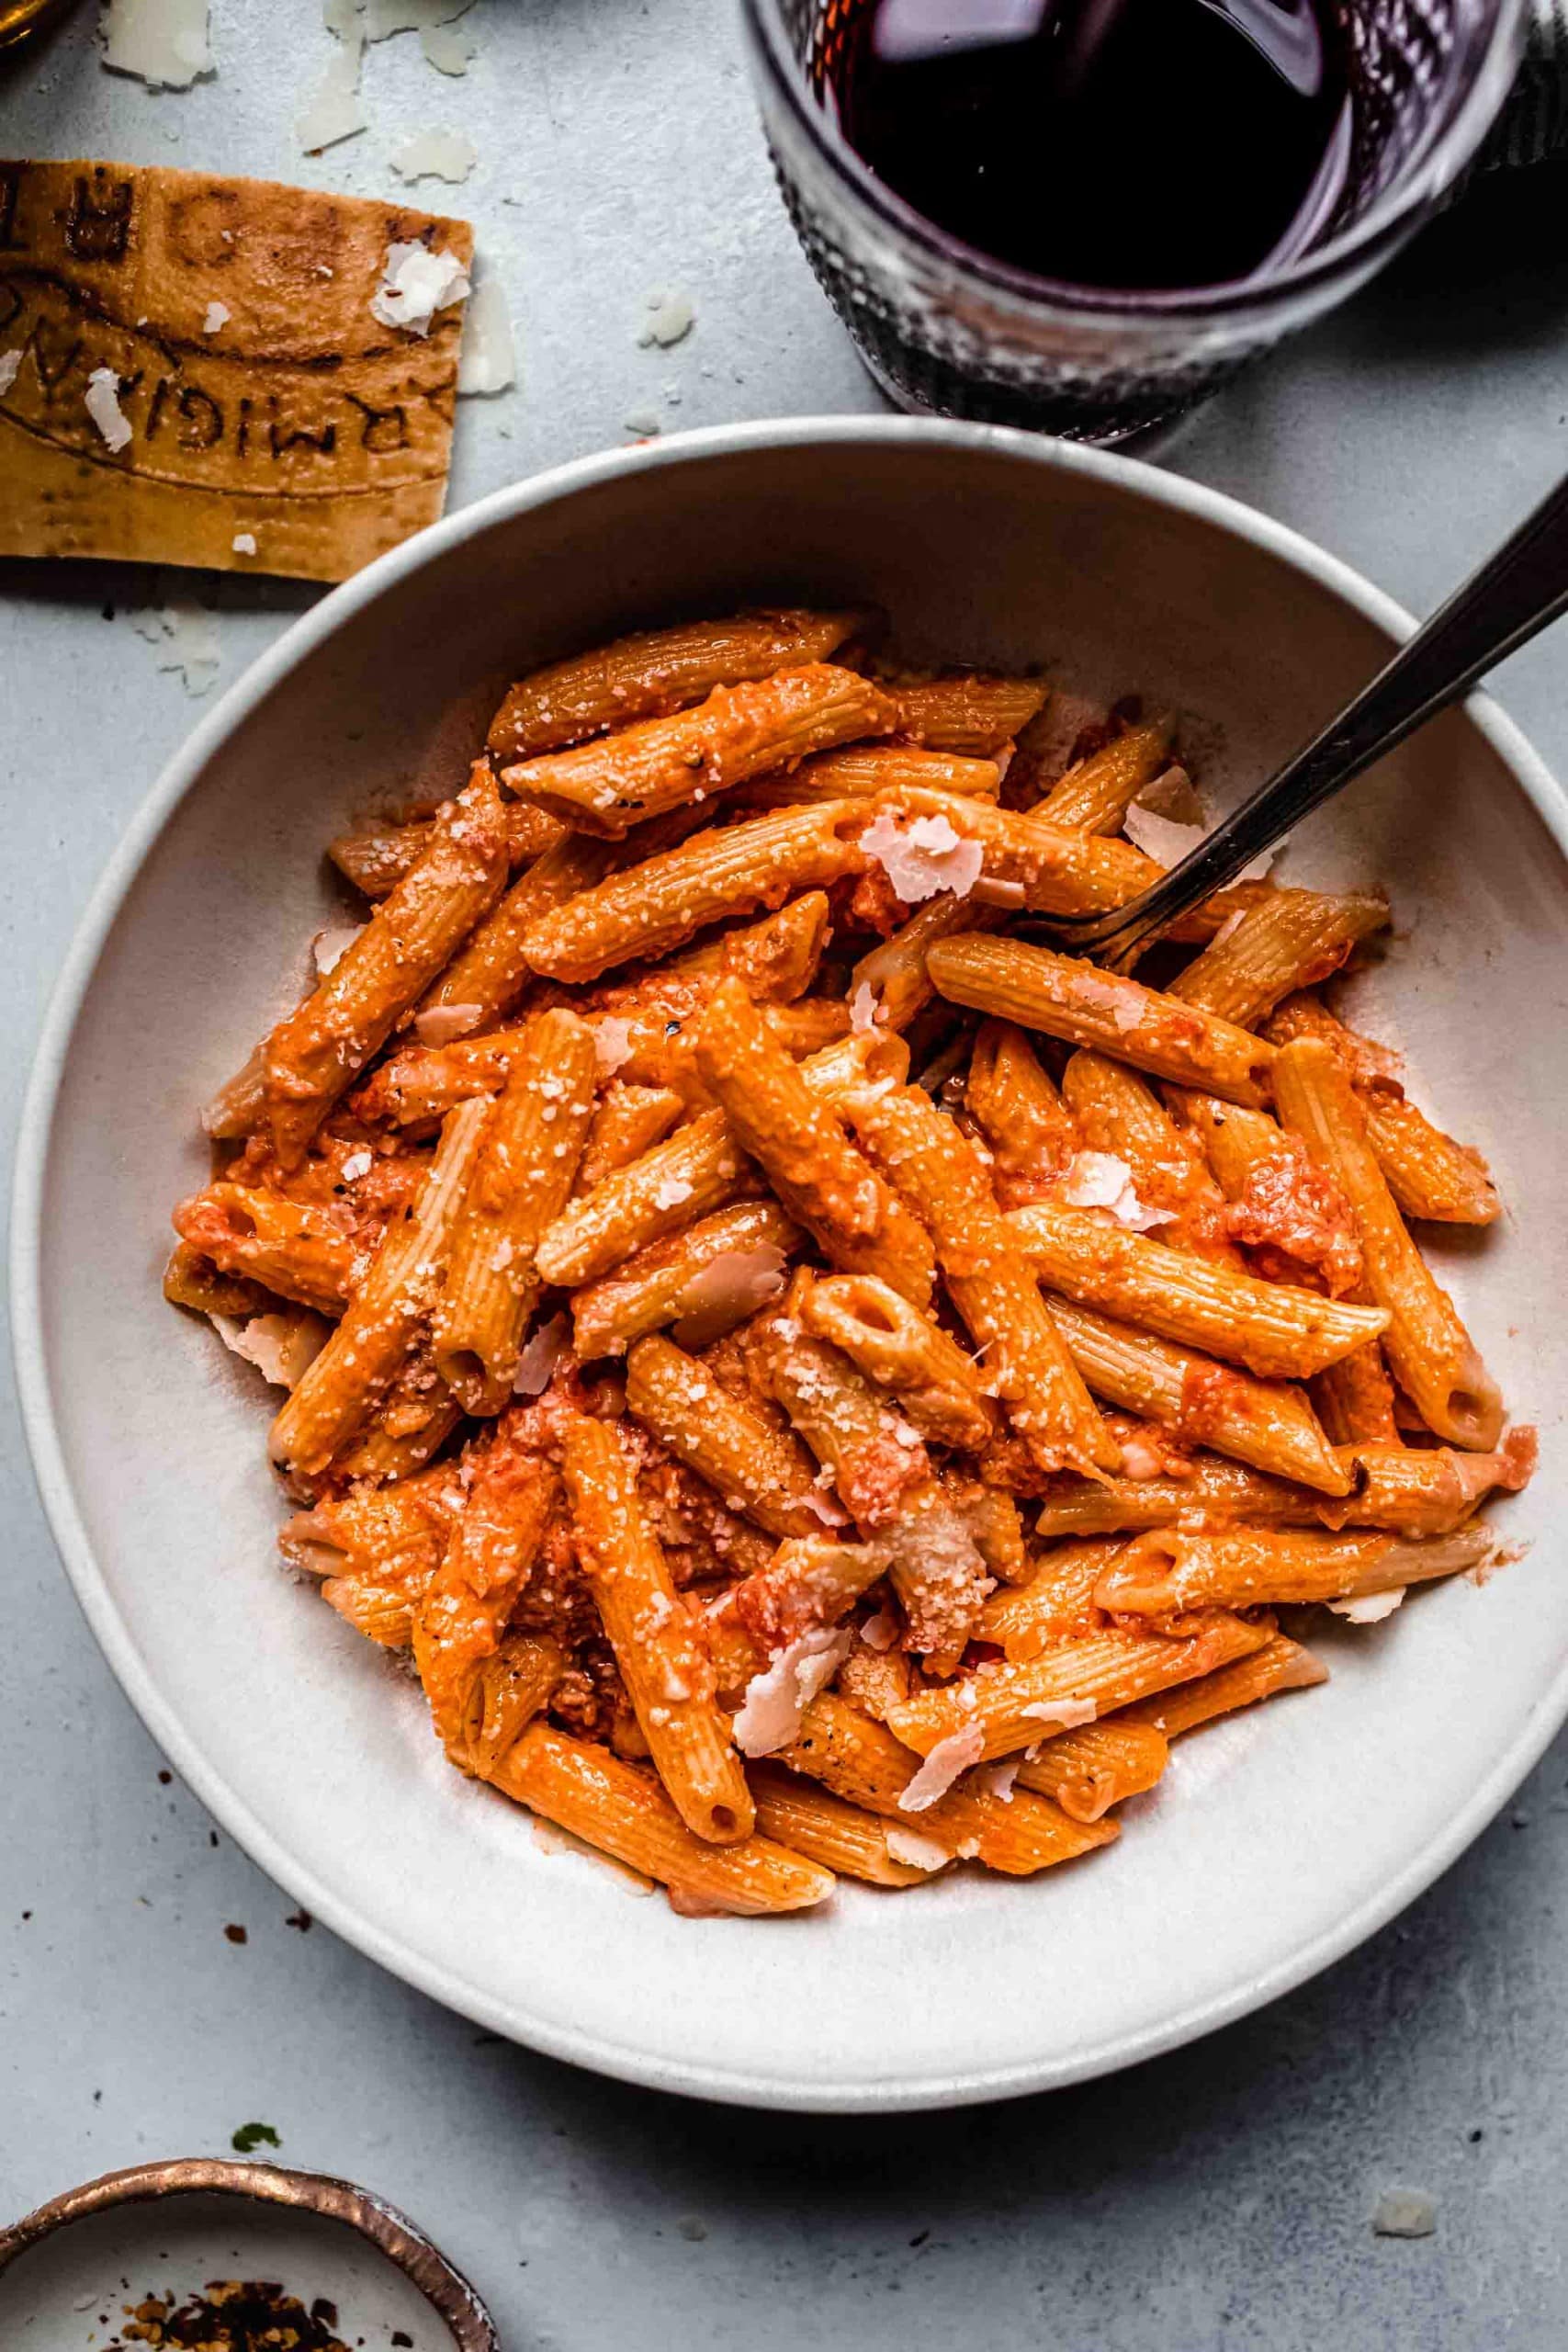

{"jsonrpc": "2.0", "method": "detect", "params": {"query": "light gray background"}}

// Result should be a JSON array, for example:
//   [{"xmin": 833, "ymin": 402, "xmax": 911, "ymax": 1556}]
[{"xmin": 5, "ymin": 6, "xmax": 1568, "ymax": 2346}]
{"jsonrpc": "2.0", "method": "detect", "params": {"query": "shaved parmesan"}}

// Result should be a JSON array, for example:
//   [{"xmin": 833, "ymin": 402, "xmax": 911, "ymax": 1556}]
[
  {"xmin": 859, "ymin": 1608, "xmax": 897, "ymax": 1652},
  {"xmin": 623, "ymin": 407, "xmax": 662, "ymax": 438},
  {"xmin": 859, "ymin": 810, "xmax": 983, "ymax": 905},
  {"xmin": 340, "ymin": 1149, "xmax": 373, "ymax": 1182},
  {"xmin": 884, "ymin": 1827, "xmax": 950, "ymax": 1871},
  {"xmin": 1021, "ymin": 1696, "xmax": 1098, "ymax": 1729},
  {"xmin": 99, "ymin": 0, "xmax": 212, "ymax": 89},
  {"xmin": 1119, "ymin": 1430, "xmax": 1169, "ymax": 1482},
  {"xmin": 231, "ymin": 531, "xmax": 258, "ymax": 556},
  {"xmin": 85, "ymin": 367, "xmax": 133, "ymax": 453},
  {"xmin": 391, "ymin": 128, "xmax": 478, "ymax": 182},
  {"xmin": 1123, "ymin": 801, "xmax": 1279, "ymax": 886},
  {"xmin": 211, "ymin": 1309, "xmax": 331, "ymax": 1389},
  {"xmin": 592, "ymin": 1018, "xmax": 635, "ymax": 1074},
  {"xmin": 297, "ymin": 1, "xmax": 367, "ymax": 151},
  {"xmin": 849, "ymin": 981, "xmax": 880, "ymax": 1033},
  {"xmin": 1135, "ymin": 763, "xmax": 1205, "ymax": 824},
  {"xmin": 1329, "ymin": 1588, "xmax": 1406, "ymax": 1623},
  {"xmin": 979, "ymin": 1757, "xmax": 1021, "ymax": 1802},
  {"xmin": 897, "ymin": 1722, "xmax": 986, "ymax": 1812},
  {"xmin": 312, "ymin": 922, "xmax": 364, "ymax": 978},
  {"xmin": 732, "ymin": 1627, "xmax": 853, "ymax": 1758},
  {"xmin": 457, "ymin": 277, "xmax": 517, "ymax": 396},
  {"xmin": 513, "ymin": 1312, "xmax": 571, "ymax": 1397},
  {"xmin": 0, "ymin": 350, "xmax": 20, "ymax": 395},
  {"xmin": 675, "ymin": 1245, "xmax": 787, "ymax": 1328},
  {"xmin": 653, "ymin": 1176, "xmax": 693, "ymax": 1212},
  {"xmin": 413, "ymin": 1002, "xmax": 481, "ymax": 1046},
  {"xmin": 203, "ymin": 300, "xmax": 230, "ymax": 334},
  {"xmin": 1059, "ymin": 1149, "xmax": 1172, "ymax": 1234},
  {"xmin": 370, "ymin": 241, "xmax": 470, "ymax": 336},
  {"xmin": 638, "ymin": 287, "xmax": 694, "ymax": 349}
]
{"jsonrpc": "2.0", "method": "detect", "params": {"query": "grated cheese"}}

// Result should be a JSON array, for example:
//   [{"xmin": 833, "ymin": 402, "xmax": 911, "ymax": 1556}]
[
  {"xmin": 370, "ymin": 241, "xmax": 470, "ymax": 336},
  {"xmin": 457, "ymin": 277, "xmax": 517, "ymax": 396},
  {"xmin": 732, "ymin": 1626, "xmax": 853, "ymax": 1758},
  {"xmin": 85, "ymin": 367, "xmax": 133, "ymax": 453},
  {"xmin": 592, "ymin": 1016, "xmax": 635, "ymax": 1073},
  {"xmin": 340, "ymin": 1148, "xmax": 373, "ymax": 1182},
  {"xmin": 391, "ymin": 128, "xmax": 478, "ymax": 182},
  {"xmin": 1329, "ymin": 1588, "xmax": 1406, "ymax": 1623},
  {"xmin": 210, "ymin": 1309, "xmax": 331, "ymax": 1390},
  {"xmin": 1059, "ymin": 1148, "xmax": 1173, "ymax": 1234},
  {"xmin": 884, "ymin": 1827, "xmax": 950, "ymax": 1871},
  {"xmin": 99, "ymin": 0, "xmax": 212, "ymax": 89},
  {"xmin": 513, "ymin": 1312, "xmax": 571, "ymax": 1396},
  {"xmin": 897, "ymin": 1722, "xmax": 986, "ymax": 1812},
  {"xmin": 1021, "ymin": 1696, "xmax": 1098, "ymax": 1729},
  {"xmin": 859, "ymin": 809, "xmax": 983, "ymax": 905},
  {"xmin": 413, "ymin": 1002, "xmax": 481, "ymax": 1046}
]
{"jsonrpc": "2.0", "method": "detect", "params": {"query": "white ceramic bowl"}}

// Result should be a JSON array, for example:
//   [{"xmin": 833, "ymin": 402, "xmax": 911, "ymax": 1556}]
[{"xmin": 15, "ymin": 419, "xmax": 1568, "ymax": 2112}]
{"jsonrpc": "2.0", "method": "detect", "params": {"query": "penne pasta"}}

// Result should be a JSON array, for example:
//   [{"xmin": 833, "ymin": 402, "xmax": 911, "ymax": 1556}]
[
  {"xmin": 1121, "ymin": 1634, "xmax": 1327, "ymax": 1739},
  {"xmin": 1095, "ymin": 1523, "xmax": 1495, "ymax": 1616},
  {"xmin": 1169, "ymin": 888, "xmax": 1390, "ymax": 1029},
  {"xmin": 1032, "ymin": 719, "xmax": 1173, "ymax": 831},
  {"xmin": 867, "ymin": 785, "xmax": 1164, "ymax": 918},
  {"xmin": 173, "ymin": 1182, "xmax": 355, "ymax": 1314},
  {"xmin": 431, "ymin": 1008, "xmax": 599, "ymax": 1411},
  {"xmin": 929, "ymin": 934, "xmax": 1276, "ymax": 1106},
  {"xmin": 489, "ymin": 1722, "xmax": 833, "ymax": 1914},
  {"xmin": 1268, "ymin": 993, "xmax": 1501, "ymax": 1225},
  {"xmin": 779, "ymin": 1691, "xmax": 1117, "ymax": 1874},
  {"xmin": 735, "ymin": 743, "xmax": 1002, "ymax": 808},
  {"xmin": 1272, "ymin": 1037, "xmax": 1503, "ymax": 1448},
  {"xmin": 694, "ymin": 978, "xmax": 937, "ymax": 1306},
  {"xmin": 418, "ymin": 831, "xmax": 615, "ymax": 1032},
  {"xmin": 269, "ymin": 1099, "xmax": 490, "ymax": 1478},
  {"xmin": 1015, "ymin": 1719, "xmax": 1169, "ymax": 1820},
  {"xmin": 486, "ymin": 606, "xmax": 870, "ymax": 760},
  {"xmin": 798, "ymin": 1272, "xmax": 994, "ymax": 1450},
  {"xmin": 329, "ymin": 796, "xmax": 566, "ymax": 900},
  {"xmin": 750, "ymin": 1299, "xmax": 932, "ymax": 1532},
  {"xmin": 850, "ymin": 896, "xmax": 1003, "ymax": 1033},
  {"xmin": 1043, "ymin": 1295, "xmax": 1352, "ymax": 1493},
  {"xmin": 886, "ymin": 673, "xmax": 1049, "ymax": 752},
  {"xmin": 259, "ymin": 771, "xmax": 512, "ymax": 1166},
  {"xmin": 573, "ymin": 1082, "xmax": 686, "ymax": 1195},
  {"xmin": 626, "ymin": 1332, "xmax": 829, "ymax": 1539},
  {"xmin": 966, "ymin": 1020, "xmax": 1079, "ymax": 1202},
  {"xmin": 562, "ymin": 1413, "xmax": 754, "ymax": 1844},
  {"xmin": 885, "ymin": 1611, "xmax": 1271, "ymax": 1762},
  {"xmin": 519, "ymin": 801, "xmax": 870, "ymax": 984},
  {"xmin": 1062, "ymin": 1052, "xmax": 1240, "ymax": 1261},
  {"xmin": 747, "ymin": 1763, "xmax": 942, "ymax": 1886},
  {"xmin": 571, "ymin": 1197, "xmax": 799, "ymax": 1360},
  {"xmin": 845, "ymin": 1081, "xmax": 1121, "ymax": 1479},
  {"xmin": 1004, "ymin": 1202, "xmax": 1390, "ymax": 1379},
  {"xmin": 412, "ymin": 1431, "xmax": 559, "ymax": 1759},
  {"xmin": 501, "ymin": 663, "xmax": 895, "ymax": 837},
  {"xmin": 975, "ymin": 1538, "xmax": 1132, "ymax": 1657},
  {"xmin": 730, "ymin": 1535, "xmax": 892, "ymax": 1649}
]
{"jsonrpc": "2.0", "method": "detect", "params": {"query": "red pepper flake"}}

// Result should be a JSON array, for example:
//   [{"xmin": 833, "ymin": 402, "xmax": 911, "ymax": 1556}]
[{"xmin": 107, "ymin": 2278, "xmax": 352, "ymax": 2350}]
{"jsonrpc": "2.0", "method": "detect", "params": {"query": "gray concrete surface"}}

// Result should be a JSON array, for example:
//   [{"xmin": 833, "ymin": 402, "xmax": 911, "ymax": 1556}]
[{"xmin": 5, "ymin": 6, "xmax": 1568, "ymax": 2345}]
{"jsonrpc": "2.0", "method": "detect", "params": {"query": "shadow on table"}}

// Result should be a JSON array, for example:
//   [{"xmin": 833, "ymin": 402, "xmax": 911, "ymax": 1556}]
[
  {"xmin": 482, "ymin": 1725, "xmax": 1562, "ymax": 2229},
  {"xmin": 1334, "ymin": 156, "xmax": 1568, "ymax": 365}
]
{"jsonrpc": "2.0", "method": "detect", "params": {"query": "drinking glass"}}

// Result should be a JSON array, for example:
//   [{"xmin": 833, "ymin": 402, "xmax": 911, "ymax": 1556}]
[{"xmin": 740, "ymin": 0, "xmax": 1526, "ymax": 441}]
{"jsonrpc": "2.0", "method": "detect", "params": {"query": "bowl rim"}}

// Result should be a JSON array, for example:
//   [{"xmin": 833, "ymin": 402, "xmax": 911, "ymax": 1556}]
[
  {"xmin": 0, "ymin": 2156, "xmax": 499, "ymax": 2349},
  {"xmin": 13, "ymin": 413, "xmax": 1568, "ymax": 2112}
]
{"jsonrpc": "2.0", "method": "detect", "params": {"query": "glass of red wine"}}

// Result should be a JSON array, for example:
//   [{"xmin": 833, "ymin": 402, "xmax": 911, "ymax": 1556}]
[{"xmin": 741, "ymin": 0, "xmax": 1525, "ymax": 441}]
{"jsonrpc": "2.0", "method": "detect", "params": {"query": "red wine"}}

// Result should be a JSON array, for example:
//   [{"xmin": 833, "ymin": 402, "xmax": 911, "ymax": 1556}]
[{"xmin": 821, "ymin": 0, "xmax": 1351, "ymax": 293}]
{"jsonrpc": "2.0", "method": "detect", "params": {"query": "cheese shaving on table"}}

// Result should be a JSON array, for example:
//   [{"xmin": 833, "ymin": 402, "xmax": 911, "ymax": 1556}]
[
  {"xmin": 296, "ymin": 6, "xmax": 367, "ymax": 152},
  {"xmin": 0, "ymin": 350, "xmax": 21, "ymax": 395},
  {"xmin": 1059, "ymin": 1149, "xmax": 1173, "ymax": 1233},
  {"xmin": 1021, "ymin": 1696, "xmax": 1099, "ymax": 1729},
  {"xmin": 370, "ymin": 241, "xmax": 470, "ymax": 335},
  {"xmin": 675, "ymin": 1246, "xmax": 788, "ymax": 1326},
  {"xmin": 391, "ymin": 129, "xmax": 478, "ymax": 182},
  {"xmin": 859, "ymin": 810, "xmax": 983, "ymax": 905},
  {"xmin": 884, "ymin": 1827, "xmax": 951, "ymax": 1871},
  {"xmin": 897, "ymin": 1722, "xmax": 986, "ymax": 1811},
  {"xmin": 413, "ymin": 1002, "xmax": 481, "ymax": 1046},
  {"xmin": 99, "ymin": 0, "xmax": 213, "ymax": 89},
  {"xmin": 130, "ymin": 602, "xmax": 222, "ymax": 696},
  {"xmin": 85, "ymin": 367, "xmax": 133, "ymax": 453},
  {"xmin": 210, "ymin": 1310, "xmax": 331, "ymax": 1389},
  {"xmin": 457, "ymin": 277, "xmax": 516, "ymax": 394},
  {"xmin": 1328, "ymin": 1588, "xmax": 1406, "ymax": 1623},
  {"xmin": 732, "ymin": 1627, "xmax": 854, "ymax": 1757},
  {"xmin": 312, "ymin": 922, "xmax": 364, "ymax": 978},
  {"xmin": 638, "ymin": 288, "xmax": 694, "ymax": 348},
  {"xmin": 513, "ymin": 1313, "xmax": 571, "ymax": 1397}
]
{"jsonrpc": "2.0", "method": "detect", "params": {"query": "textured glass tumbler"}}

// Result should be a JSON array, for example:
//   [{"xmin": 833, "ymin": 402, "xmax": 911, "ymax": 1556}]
[{"xmin": 741, "ymin": 0, "xmax": 1526, "ymax": 442}]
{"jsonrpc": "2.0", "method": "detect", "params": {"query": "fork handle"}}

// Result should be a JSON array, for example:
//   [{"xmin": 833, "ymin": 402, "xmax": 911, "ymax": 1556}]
[{"xmin": 1084, "ymin": 468, "xmax": 1568, "ymax": 960}]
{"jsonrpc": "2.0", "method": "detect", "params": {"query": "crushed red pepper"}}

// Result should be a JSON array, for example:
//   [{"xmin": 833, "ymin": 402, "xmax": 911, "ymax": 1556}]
[{"xmin": 110, "ymin": 2278, "xmax": 352, "ymax": 2351}]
